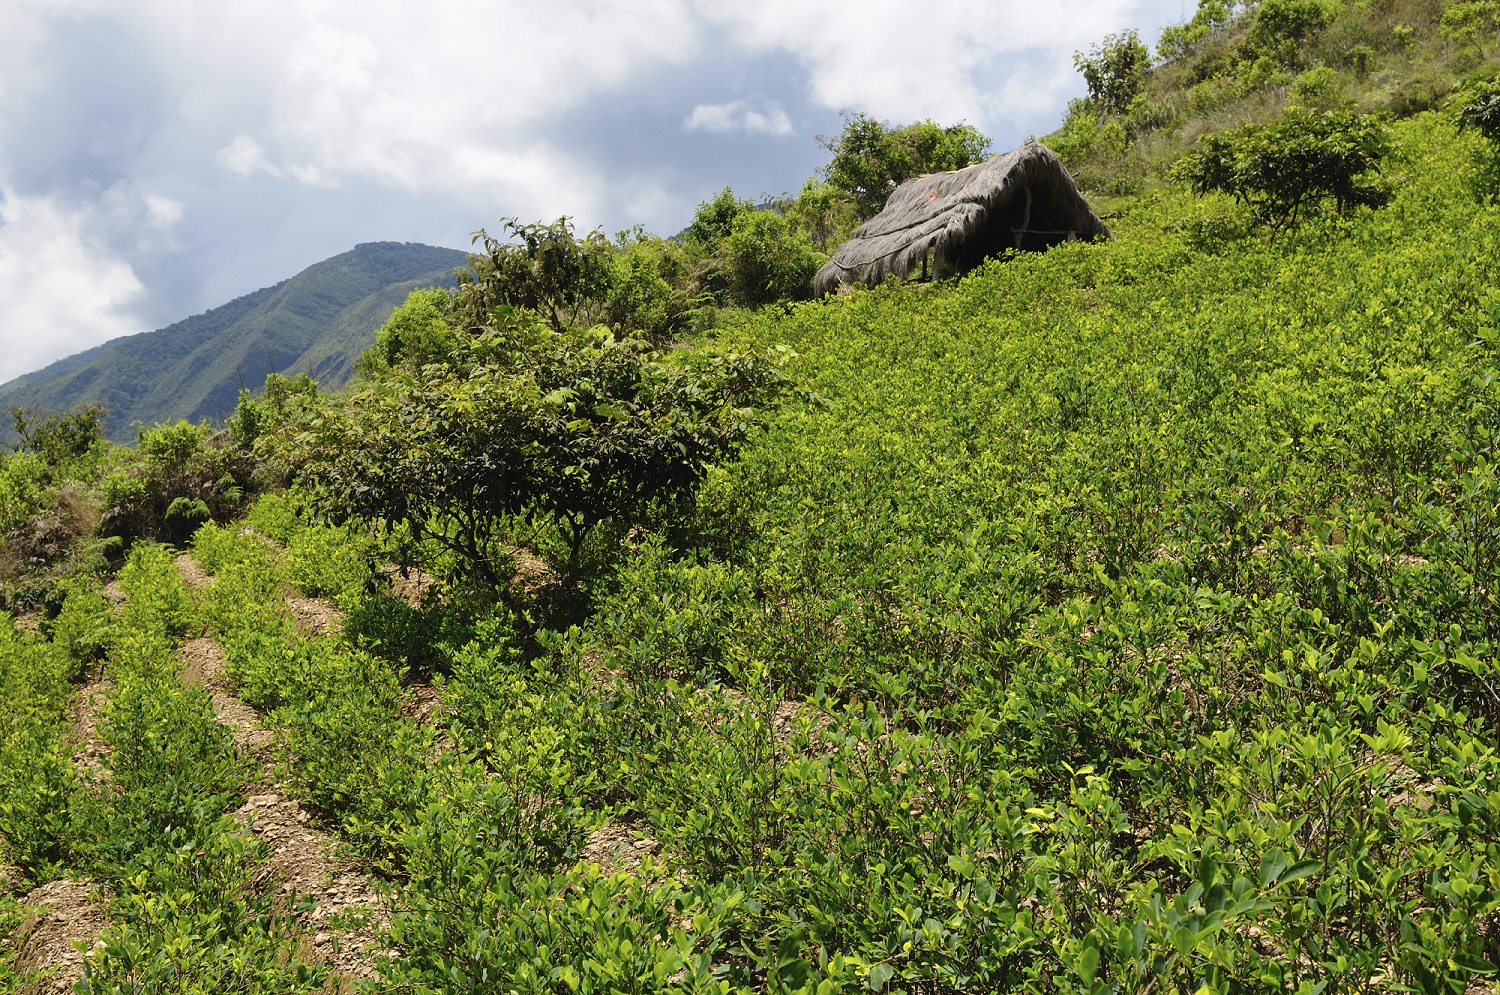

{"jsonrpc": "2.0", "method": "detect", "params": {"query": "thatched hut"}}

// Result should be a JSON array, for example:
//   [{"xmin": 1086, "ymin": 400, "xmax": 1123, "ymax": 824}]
[{"xmin": 813, "ymin": 142, "xmax": 1108, "ymax": 294}]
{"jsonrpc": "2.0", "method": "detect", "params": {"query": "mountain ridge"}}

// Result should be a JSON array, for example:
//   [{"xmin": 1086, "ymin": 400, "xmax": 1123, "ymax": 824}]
[{"xmin": 0, "ymin": 241, "xmax": 468, "ymax": 443}]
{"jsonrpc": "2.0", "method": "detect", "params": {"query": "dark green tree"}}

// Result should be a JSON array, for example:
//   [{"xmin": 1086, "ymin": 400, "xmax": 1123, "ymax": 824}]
[
  {"xmin": 1074, "ymin": 30, "xmax": 1152, "ymax": 114},
  {"xmin": 1250, "ymin": 0, "xmax": 1330, "ymax": 47},
  {"xmin": 460, "ymin": 217, "xmax": 612, "ymax": 333},
  {"xmin": 818, "ymin": 115, "xmax": 991, "ymax": 221},
  {"xmin": 1457, "ymin": 78, "xmax": 1500, "ymax": 142},
  {"xmin": 288, "ymin": 313, "xmax": 790, "ymax": 579},
  {"xmin": 1174, "ymin": 109, "xmax": 1393, "ymax": 232},
  {"xmin": 1157, "ymin": 0, "xmax": 1236, "ymax": 61},
  {"xmin": 686, "ymin": 188, "xmax": 757, "ymax": 246},
  {"xmin": 9, "ymin": 404, "xmax": 105, "ymax": 468}
]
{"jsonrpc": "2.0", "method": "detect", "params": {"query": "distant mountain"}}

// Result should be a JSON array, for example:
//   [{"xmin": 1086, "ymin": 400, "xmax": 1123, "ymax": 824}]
[{"xmin": 0, "ymin": 241, "xmax": 469, "ymax": 444}]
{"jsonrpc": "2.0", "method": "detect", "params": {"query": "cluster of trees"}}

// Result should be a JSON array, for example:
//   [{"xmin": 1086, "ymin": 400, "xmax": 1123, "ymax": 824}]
[{"xmin": 436, "ymin": 113, "xmax": 993, "ymax": 347}]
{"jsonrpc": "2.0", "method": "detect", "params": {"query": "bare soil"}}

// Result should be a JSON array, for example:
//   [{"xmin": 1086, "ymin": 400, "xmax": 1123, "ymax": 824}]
[
  {"xmin": 12, "ymin": 878, "xmax": 109, "ymax": 995},
  {"xmin": 287, "ymin": 597, "xmax": 342, "ymax": 636},
  {"xmin": 68, "ymin": 676, "xmax": 112, "ymax": 777},
  {"xmin": 170, "ymin": 554, "xmax": 387, "ymax": 979},
  {"xmin": 400, "ymin": 683, "xmax": 445, "ymax": 725},
  {"xmin": 235, "ymin": 794, "xmax": 388, "ymax": 978},
  {"xmin": 172, "ymin": 553, "xmax": 213, "ymax": 591},
  {"xmin": 509, "ymin": 547, "xmax": 558, "ymax": 593},
  {"xmin": 383, "ymin": 565, "xmax": 436, "ymax": 608},
  {"xmin": 579, "ymin": 822, "xmax": 660, "ymax": 876},
  {"xmin": 178, "ymin": 637, "xmax": 275, "ymax": 757}
]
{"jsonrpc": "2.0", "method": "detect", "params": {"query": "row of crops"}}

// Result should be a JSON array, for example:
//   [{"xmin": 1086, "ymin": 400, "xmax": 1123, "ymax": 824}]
[{"xmin": 2, "ymin": 114, "xmax": 1499, "ymax": 991}]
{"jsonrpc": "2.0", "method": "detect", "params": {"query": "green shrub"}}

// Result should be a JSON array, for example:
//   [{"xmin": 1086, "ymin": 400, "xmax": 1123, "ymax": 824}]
[
  {"xmin": 1074, "ymin": 30, "xmax": 1152, "ymax": 114},
  {"xmin": 1174, "ymin": 108, "xmax": 1394, "ymax": 230},
  {"xmin": 0, "ymin": 616, "xmax": 80, "ymax": 876},
  {"xmin": 1252, "ymin": 0, "xmax": 1332, "ymax": 48},
  {"xmin": 48, "ymin": 579, "xmax": 114, "ymax": 670},
  {"xmin": 99, "ymin": 421, "xmax": 251, "ymax": 546},
  {"xmin": 723, "ymin": 210, "xmax": 822, "ymax": 306},
  {"xmin": 285, "ymin": 522, "xmax": 373, "ymax": 601}
]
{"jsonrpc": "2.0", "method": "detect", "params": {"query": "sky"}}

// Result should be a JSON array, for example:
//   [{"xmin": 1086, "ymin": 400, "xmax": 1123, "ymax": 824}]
[{"xmin": 0, "ymin": 0, "xmax": 1189, "ymax": 384}]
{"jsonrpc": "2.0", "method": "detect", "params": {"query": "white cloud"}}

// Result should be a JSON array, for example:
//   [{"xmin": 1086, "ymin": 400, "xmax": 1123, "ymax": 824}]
[
  {"xmin": 0, "ymin": 190, "xmax": 144, "ymax": 383},
  {"xmin": 170, "ymin": 1, "xmax": 701, "ymax": 210},
  {"xmin": 684, "ymin": 101, "xmax": 793, "ymax": 135},
  {"xmin": 696, "ymin": 0, "xmax": 1151, "ymax": 125},
  {"xmin": 217, "ymin": 135, "xmax": 281, "ymax": 178},
  {"xmin": 144, "ymin": 193, "xmax": 184, "ymax": 229}
]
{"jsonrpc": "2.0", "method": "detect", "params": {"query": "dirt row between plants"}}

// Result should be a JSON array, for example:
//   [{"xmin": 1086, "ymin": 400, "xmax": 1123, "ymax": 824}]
[{"xmin": 172, "ymin": 553, "xmax": 389, "ymax": 981}]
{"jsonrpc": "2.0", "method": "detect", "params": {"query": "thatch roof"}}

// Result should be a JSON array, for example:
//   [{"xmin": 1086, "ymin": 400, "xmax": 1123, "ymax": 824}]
[{"xmin": 813, "ymin": 142, "xmax": 1108, "ymax": 295}]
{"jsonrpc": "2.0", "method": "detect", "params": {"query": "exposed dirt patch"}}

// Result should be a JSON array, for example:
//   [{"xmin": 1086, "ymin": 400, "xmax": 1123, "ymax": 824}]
[
  {"xmin": 173, "ymin": 553, "xmax": 213, "ymax": 590},
  {"xmin": 400, "ymin": 683, "xmax": 445, "ymax": 725},
  {"xmin": 509, "ymin": 547, "xmax": 558, "ymax": 593},
  {"xmin": 287, "ymin": 597, "xmax": 342, "ymax": 637},
  {"xmin": 579, "ymin": 822, "xmax": 660, "ymax": 876},
  {"xmin": 235, "ymin": 794, "xmax": 387, "ymax": 979},
  {"xmin": 383, "ymin": 566, "xmax": 437, "ymax": 608},
  {"xmin": 178, "ymin": 637, "xmax": 275, "ymax": 756},
  {"xmin": 716, "ymin": 689, "xmax": 828, "ymax": 749},
  {"xmin": 13, "ymin": 878, "xmax": 109, "ymax": 995},
  {"xmin": 68, "ymin": 676, "xmax": 113, "ymax": 776},
  {"xmin": 13, "ymin": 612, "xmax": 42, "ymax": 635},
  {"xmin": 1, "ymin": 855, "xmax": 23, "ymax": 893}
]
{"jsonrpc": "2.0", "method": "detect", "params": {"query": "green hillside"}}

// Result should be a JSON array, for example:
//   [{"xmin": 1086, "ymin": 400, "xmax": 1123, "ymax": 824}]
[
  {"xmin": 5, "ymin": 1, "xmax": 1500, "ymax": 991},
  {"xmin": 0, "ymin": 242, "xmax": 467, "ymax": 443}
]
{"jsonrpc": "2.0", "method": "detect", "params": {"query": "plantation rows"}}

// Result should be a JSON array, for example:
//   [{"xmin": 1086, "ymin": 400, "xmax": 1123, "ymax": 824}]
[{"xmin": 2, "ymin": 115, "xmax": 1499, "ymax": 991}]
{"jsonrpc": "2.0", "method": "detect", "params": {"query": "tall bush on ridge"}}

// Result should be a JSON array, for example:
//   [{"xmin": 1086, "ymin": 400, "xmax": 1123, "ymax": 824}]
[
  {"xmin": 287, "ymin": 309, "xmax": 791, "ymax": 579},
  {"xmin": 461, "ymin": 217, "xmax": 613, "ymax": 333},
  {"xmin": 1074, "ymin": 30, "xmax": 1152, "ymax": 114},
  {"xmin": 1157, "ymin": 0, "xmax": 1237, "ymax": 61},
  {"xmin": 1174, "ymin": 109, "xmax": 1394, "ymax": 231},
  {"xmin": 817, "ymin": 114, "xmax": 991, "ymax": 221}
]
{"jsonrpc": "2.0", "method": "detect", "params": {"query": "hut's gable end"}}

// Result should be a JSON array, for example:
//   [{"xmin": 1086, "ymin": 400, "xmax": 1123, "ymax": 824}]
[{"xmin": 814, "ymin": 143, "xmax": 1107, "ymax": 294}]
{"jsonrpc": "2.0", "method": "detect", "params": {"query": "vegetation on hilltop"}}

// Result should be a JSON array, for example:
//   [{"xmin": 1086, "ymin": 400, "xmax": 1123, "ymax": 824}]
[
  {"xmin": 0, "ymin": 243, "xmax": 469, "ymax": 445},
  {"xmin": 5, "ymin": 1, "xmax": 1500, "ymax": 991}
]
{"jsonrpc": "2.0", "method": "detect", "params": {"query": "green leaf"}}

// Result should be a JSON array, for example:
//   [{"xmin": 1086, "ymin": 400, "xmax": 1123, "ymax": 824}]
[
  {"xmin": 1278, "ymin": 860, "xmax": 1323, "ymax": 886},
  {"xmin": 1452, "ymin": 954, "xmax": 1497, "ymax": 975}
]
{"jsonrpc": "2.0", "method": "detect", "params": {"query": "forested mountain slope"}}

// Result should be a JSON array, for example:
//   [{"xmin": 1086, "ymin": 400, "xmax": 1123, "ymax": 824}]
[{"xmin": 0, "ymin": 242, "xmax": 466, "ymax": 443}]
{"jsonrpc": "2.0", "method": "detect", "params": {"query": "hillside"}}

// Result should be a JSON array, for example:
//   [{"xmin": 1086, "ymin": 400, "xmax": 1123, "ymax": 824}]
[
  {"xmin": 4, "ymin": 1, "xmax": 1500, "ymax": 991},
  {"xmin": 0, "ymin": 242, "xmax": 468, "ymax": 443}
]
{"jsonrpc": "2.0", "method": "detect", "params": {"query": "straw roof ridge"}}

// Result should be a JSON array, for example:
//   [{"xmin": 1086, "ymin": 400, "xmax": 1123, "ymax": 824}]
[{"xmin": 814, "ymin": 142, "xmax": 1108, "ymax": 294}]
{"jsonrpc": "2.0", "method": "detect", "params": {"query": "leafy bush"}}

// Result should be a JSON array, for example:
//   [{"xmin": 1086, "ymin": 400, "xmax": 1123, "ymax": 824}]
[
  {"xmin": 224, "ymin": 371, "xmax": 320, "ymax": 452},
  {"xmin": 603, "ymin": 234, "xmax": 703, "ymax": 341},
  {"xmin": 289, "ymin": 320, "xmax": 790, "ymax": 576},
  {"xmin": 47, "ymin": 578, "xmax": 115, "ymax": 669},
  {"xmin": 460, "ymin": 216, "xmax": 613, "ymax": 333},
  {"xmin": 1251, "ymin": 0, "xmax": 1332, "ymax": 48},
  {"xmin": 8, "ymin": 403, "xmax": 106, "ymax": 477},
  {"xmin": 100, "ymin": 420, "xmax": 251, "ymax": 546},
  {"xmin": 1457, "ymin": 77, "xmax": 1500, "ymax": 142},
  {"xmin": 1174, "ymin": 108, "xmax": 1394, "ymax": 231},
  {"xmin": 1074, "ymin": 30, "xmax": 1152, "ymax": 114},
  {"xmin": 818, "ymin": 114, "xmax": 991, "ymax": 220},
  {"xmin": 722, "ymin": 210, "xmax": 823, "ymax": 307},
  {"xmin": 1290, "ymin": 64, "xmax": 1342, "ymax": 107},
  {"xmin": 1157, "ymin": 0, "xmax": 1235, "ymax": 61},
  {"xmin": 1441, "ymin": 0, "xmax": 1500, "ymax": 50},
  {"xmin": 0, "ymin": 614, "xmax": 83, "ymax": 878}
]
